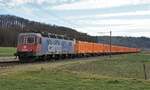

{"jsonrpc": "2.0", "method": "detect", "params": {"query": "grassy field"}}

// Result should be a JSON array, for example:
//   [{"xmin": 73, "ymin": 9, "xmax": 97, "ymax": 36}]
[
  {"xmin": 0, "ymin": 53, "xmax": 150, "ymax": 90},
  {"xmin": 65, "ymin": 53, "xmax": 150, "ymax": 79},
  {"xmin": 0, "ymin": 47, "xmax": 16, "ymax": 57}
]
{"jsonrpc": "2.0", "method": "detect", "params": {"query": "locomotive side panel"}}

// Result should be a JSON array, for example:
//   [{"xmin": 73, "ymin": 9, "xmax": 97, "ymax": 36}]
[
  {"xmin": 61, "ymin": 39, "xmax": 75, "ymax": 54},
  {"xmin": 40, "ymin": 37, "xmax": 75, "ymax": 55},
  {"xmin": 40, "ymin": 37, "xmax": 49, "ymax": 55}
]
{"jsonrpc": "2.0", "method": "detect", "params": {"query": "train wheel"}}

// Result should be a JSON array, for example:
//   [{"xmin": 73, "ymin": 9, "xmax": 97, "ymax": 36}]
[
  {"xmin": 42, "ymin": 55, "xmax": 48, "ymax": 61},
  {"xmin": 47, "ymin": 55, "xmax": 53, "ymax": 61},
  {"xmin": 54, "ymin": 54, "xmax": 60, "ymax": 60},
  {"xmin": 18, "ymin": 55, "xmax": 27, "ymax": 63}
]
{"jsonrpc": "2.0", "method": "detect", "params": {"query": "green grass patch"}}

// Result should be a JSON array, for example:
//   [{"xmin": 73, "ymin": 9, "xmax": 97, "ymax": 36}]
[
  {"xmin": 0, "ymin": 47, "xmax": 16, "ymax": 57},
  {"xmin": 65, "ymin": 54, "xmax": 150, "ymax": 79},
  {"xmin": 0, "ymin": 53, "xmax": 150, "ymax": 90},
  {"xmin": 1, "ymin": 68, "xmax": 150, "ymax": 90}
]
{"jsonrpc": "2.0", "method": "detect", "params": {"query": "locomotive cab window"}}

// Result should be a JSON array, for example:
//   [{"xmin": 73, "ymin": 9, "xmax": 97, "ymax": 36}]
[
  {"xmin": 27, "ymin": 36, "xmax": 35, "ymax": 43},
  {"xmin": 39, "ymin": 38, "xmax": 42, "ymax": 44},
  {"xmin": 18, "ymin": 35, "xmax": 35, "ymax": 44},
  {"xmin": 49, "ymin": 34, "xmax": 56, "ymax": 38},
  {"xmin": 37, "ymin": 37, "xmax": 42, "ymax": 44}
]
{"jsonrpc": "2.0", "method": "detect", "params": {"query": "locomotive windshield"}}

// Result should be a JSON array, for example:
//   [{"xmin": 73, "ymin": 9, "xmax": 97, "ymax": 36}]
[
  {"xmin": 18, "ymin": 35, "xmax": 35, "ymax": 44},
  {"xmin": 27, "ymin": 37, "xmax": 35, "ymax": 43}
]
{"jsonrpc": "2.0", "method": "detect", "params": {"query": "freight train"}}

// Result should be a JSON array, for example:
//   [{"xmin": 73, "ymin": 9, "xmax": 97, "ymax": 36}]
[{"xmin": 15, "ymin": 33, "xmax": 140, "ymax": 62}]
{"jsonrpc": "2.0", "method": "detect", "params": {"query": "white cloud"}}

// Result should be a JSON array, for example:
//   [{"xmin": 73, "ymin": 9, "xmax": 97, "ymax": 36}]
[
  {"xmin": 7, "ymin": 0, "xmax": 32, "ymax": 6},
  {"xmin": 52, "ymin": 0, "xmax": 150, "ymax": 10},
  {"xmin": 2, "ymin": 0, "xmax": 47, "ymax": 7},
  {"xmin": 4, "ymin": 0, "xmax": 81, "ymax": 7},
  {"xmin": 66, "ymin": 10, "xmax": 150, "ymax": 20},
  {"xmin": 76, "ymin": 19, "xmax": 150, "ymax": 25},
  {"xmin": 75, "ymin": 26, "xmax": 150, "ymax": 37},
  {"xmin": 36, "ymin": 0, "xmax": 45, "ymax": 5},
  {"xmin": 19, "ymin": 7, "xmax": 33, "ymax": 14},
  {"xmin": 1, "ymin": 0, "xmax": 150, "ymax": 37},
  {"xmin": 74, "ymin": 18, "xmax": 150, "ymax": 37},
  {"xmin": 13, "ymin": 0, "xmax": 32, "ymax": 4}
]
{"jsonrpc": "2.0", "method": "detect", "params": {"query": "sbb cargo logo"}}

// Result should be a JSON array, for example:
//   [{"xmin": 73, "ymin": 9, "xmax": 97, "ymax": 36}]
[
  {"xmin": 48, "ymin": 44, "xmax": 55, "ymax": 52},
  {"xmin": 47, "ymin": 39, "xmax": 62, "ymax": 53}
]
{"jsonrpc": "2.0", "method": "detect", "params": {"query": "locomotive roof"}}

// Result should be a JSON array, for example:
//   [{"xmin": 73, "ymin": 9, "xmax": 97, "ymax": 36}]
[
  {"xmin": 19, "ymin": 32, "xmax": 74, "ymax": 40},
  {"xmin": 19, "ymin": 33, "xmax": 42, "ymax": 37},
  {"xmin": 41, "ymin": 33, "xmax": 74, "ymax": 40}
]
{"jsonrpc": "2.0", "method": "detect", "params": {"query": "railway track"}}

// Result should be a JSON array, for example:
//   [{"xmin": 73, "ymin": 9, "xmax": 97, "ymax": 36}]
[
  {"xmin": 0, "ymin": 61, "xmax": 20, "ymax": 68},
  {"xmin": 0, "ymin": 54, "xmax": 119, "ymax": 68}
]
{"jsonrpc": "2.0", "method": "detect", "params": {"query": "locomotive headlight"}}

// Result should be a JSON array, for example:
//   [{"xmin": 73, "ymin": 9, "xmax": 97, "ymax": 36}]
[{"xmin": 23, "ymin": 45, "xmax": 27, "ymax": 49}]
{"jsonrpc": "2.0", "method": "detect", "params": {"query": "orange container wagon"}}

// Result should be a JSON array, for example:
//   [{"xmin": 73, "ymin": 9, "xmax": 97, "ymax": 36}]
[
  {"xmin": 75, "ymin": 41, "xmax": 93, "ymax": 54},
  {"xmin": 88, "ymin": 42, "xmax": 93, "ymax": 53},
  {"xmin": 93, "ymin": 43, "xmax": 97, "ymax": 53},
  {"xmin": 98, "ymin": 43, "xmax": 104, "ymax": 53},
  {"xmin": 75, "ymin": 41, "xmax": 85, "ymax": 54},
  {"xmin": 103, "ymin": 44, "xmax": 110, "ymax": 54},
  {"xmin": 111, "ymin": 45, "xmax": 118, "ymax": 53},
  {"xmin": 75, "ymin": 40, "xmax": 140, "ymax": 55}
]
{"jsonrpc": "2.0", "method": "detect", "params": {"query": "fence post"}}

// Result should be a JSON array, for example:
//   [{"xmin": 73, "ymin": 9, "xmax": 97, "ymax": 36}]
[{"xmin": 143, "ymin": 63, "xmax": 147, "ymax": 80}]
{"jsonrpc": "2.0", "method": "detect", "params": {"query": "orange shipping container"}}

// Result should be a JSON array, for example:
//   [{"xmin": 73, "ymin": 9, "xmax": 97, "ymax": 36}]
[
  {"xmin": 103, "ymin": 44, "xmax": 110, "ymax": 53},
  {"xmin": 75, "ymin": 41, "xmax": 93, "ymax": 54},
  {"xmin": 93, "ymin": 43, "xmax": 103, "ymax": 53}
]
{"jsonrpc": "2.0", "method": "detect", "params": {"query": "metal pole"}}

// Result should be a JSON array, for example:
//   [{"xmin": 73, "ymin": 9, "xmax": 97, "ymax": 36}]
[{"xmin": 109, "ymin": 31, "xmax": 112, "ymax": 58}]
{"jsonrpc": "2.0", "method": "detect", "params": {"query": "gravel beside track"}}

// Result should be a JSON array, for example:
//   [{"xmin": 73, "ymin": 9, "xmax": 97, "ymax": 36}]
[
  {"xmin": 0, "ymin": 57, "xmax": 18, "ymax": 62},
  {"xmin": 0, "ymin": 55, "xmax": 111, "ymax": 68},
  {"xmin": 0, "ymin": 61, "xmax": 20, "ymax": 68}
]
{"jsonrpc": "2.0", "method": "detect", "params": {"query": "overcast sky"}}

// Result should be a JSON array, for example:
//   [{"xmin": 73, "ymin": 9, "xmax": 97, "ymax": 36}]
[{"xmin": 0, "ymin": 0, "xmax": 150, "ymax": 37}]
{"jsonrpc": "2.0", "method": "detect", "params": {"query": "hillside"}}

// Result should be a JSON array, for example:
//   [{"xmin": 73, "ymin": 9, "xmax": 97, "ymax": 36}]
[
  {"xmin": 0, "ymin": 15, "xmax": 95, "ymax": 47},
  {"xmin": 96, "ymin": 36, "xmax": 150, "ymax": 50},
  {"xmin": 0, "ymin": 15, "xmax": 150, "ymax": 49}
]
